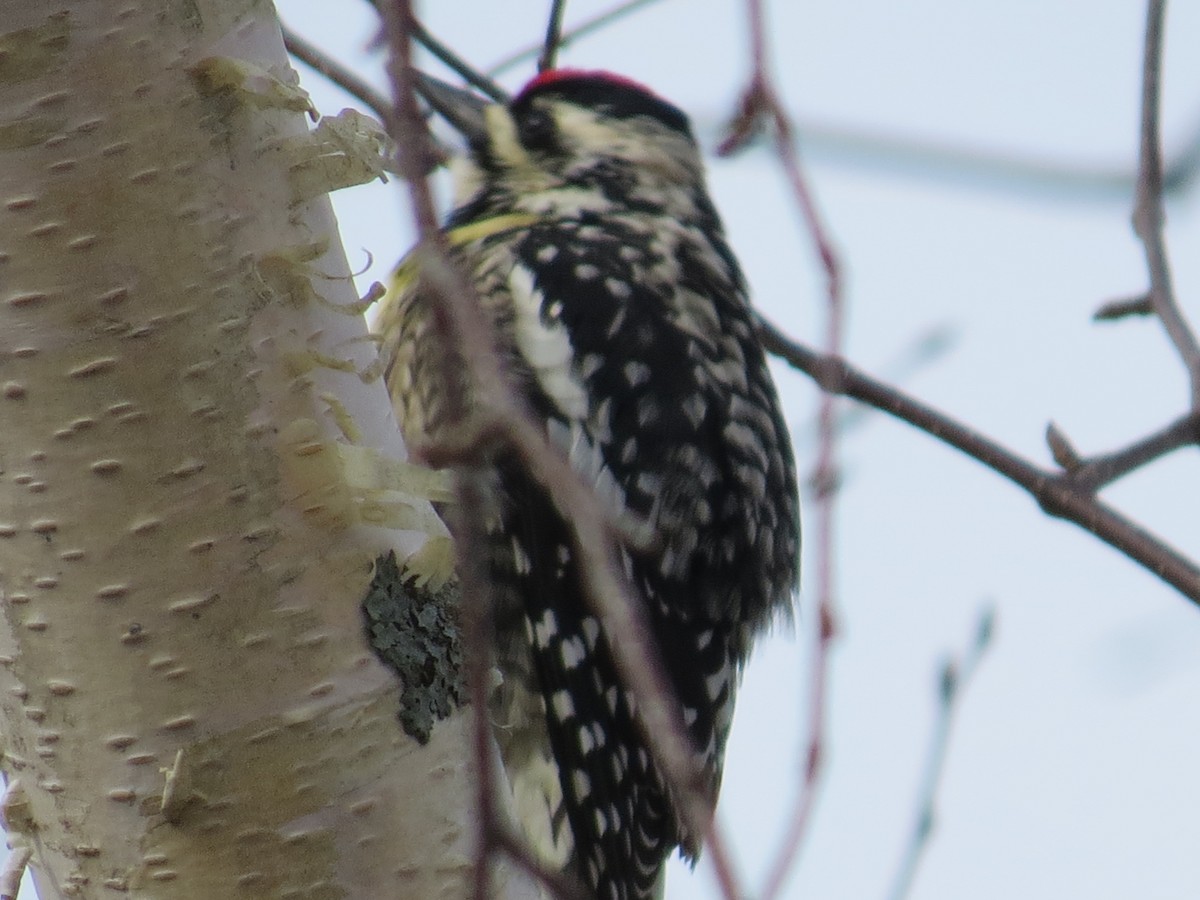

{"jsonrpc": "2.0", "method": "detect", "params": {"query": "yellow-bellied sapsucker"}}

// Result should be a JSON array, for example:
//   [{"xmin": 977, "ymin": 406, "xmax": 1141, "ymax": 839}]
[{"xmin": 378, "ymin": 69, "xmax": 800, "ymax": 900}]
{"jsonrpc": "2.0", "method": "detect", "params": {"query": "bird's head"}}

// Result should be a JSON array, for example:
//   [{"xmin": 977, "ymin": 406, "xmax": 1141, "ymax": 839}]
[{"xmin": 415, "ymin": 69, "xmax": 709, "ymax": 221}]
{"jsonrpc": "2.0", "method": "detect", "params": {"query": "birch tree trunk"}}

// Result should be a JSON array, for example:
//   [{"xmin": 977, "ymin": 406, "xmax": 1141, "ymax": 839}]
[{"xmin": 0, "ymin": 3, "xmax": 524, "ymax": 897}]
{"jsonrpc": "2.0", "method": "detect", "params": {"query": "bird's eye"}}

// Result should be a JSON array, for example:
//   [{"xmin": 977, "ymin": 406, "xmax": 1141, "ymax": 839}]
[{"xmin": 517, "ymin": 106, "xmax": 559, "ymax": 153}]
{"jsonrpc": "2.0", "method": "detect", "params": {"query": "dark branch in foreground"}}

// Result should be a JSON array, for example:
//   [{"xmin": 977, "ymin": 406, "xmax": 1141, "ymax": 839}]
[
  {"xmin": 538, "ymin": 0, "xmax": 569, "ymax": 72},
  {"xmin": 487, "ymin": 0, "xmax": 670, "ymax": 78},
  {"xmin": 410, "ymin": 20, "xmax": 508, "ymax": 102},
  {"xmin": 380, "ymin": 7, "xmax": 742, "ymax": 897},
  {"xmin": 757, "ymin": 316, "xmax": 1200, "ymax": 605}
]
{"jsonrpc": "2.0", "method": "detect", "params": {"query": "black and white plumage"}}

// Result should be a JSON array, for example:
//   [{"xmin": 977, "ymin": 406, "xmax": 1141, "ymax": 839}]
[{"xmin": 379, "ymin": 69, "xmax": 800, "ymax": 900}]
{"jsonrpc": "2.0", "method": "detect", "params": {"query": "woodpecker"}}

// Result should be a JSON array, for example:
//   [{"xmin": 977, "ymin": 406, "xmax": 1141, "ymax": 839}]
[{"xmin": 378, "ymin": 69, "xmax": 800, "ymax": 900}]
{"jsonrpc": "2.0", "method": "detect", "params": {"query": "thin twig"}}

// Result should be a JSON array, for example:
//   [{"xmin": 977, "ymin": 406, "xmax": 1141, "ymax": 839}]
[
  {"xmin": 1094, "ymin": 292, "xmax": 1154, "ymax": 322},
  {"xmin": 1058, "ymin": 413, "xmax": 1200, "ymax": 492},
  {"xmin": 757, "ymin": 316, "xmax": 1200, "ymax": 604},
  {"xmin": 411, "ymin": 20, "xmax": 509, "ymax": 101},
  {"xmin": 376, "ymin": 10, "xmax": 502, "ymax": 899},
  {"xmin": 1132, "ymin": 0, "xmax": 1200, "ymax": 407},
  {"xmin": 282, "ymin": 24, "xmax": 393, "ymax": 127},
  {"xmin": 455, "ymin": 474, "xmax": 506, "ymax": 900},
  {"xmin": 538, "ymin": 0, "xmax": 570, "ymax": 72},
  {"xmin": 887, "ymin": 607, "xmax": 995, "ymax": 900},
  {"xmin": 792, "ymin": 324, "xmax": 958, "ymax": 448},
  {"xmin": 487, "ymin": 0, "xmax": 669, "ymax": 78}
]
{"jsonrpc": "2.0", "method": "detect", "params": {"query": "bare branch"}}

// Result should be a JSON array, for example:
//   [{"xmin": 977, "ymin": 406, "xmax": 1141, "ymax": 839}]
[
  {"xmin": 1133, "ymin": 0, "xmax": 1200, "ymax": 407},
  {"xmin": 757, "ymin": 316, "xmax": 1200, "ymax": 605},
  {"xmin": 1094, "ymin": 292, "xmax": 1154, "ymax": 322},
  {"xmin": 538, "ymin": 0, "xmax": 570, "ymax": 72},
  {"xmin": 487, "ymin": 0, "xmax": 670, "ymax": 78},
  {"xmin": 411, "ymin": 20, "xmax": 509, "ymax": 101},
  {"xmin": 887, "ymin": 607, "xmax": 995, "ymax": 900},
  {"xmin": 1060, "ymin": 414, "xmax": 1200, "ymax": 492},
  {"xmin": 1045, "ymin": 422, "xmax": 1083, "ymax": 472},
  {"xmin": 283, "ymin": 24, "xmax": 393, "ymax": 127}
]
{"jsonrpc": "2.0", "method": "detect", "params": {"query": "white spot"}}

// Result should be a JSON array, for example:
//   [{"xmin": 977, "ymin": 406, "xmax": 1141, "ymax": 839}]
[
  {"xmin": 510, "ymin": 536, "xmax": 532, "ymax": 575},
  {"xmin": 705, "ymin": 666, "xmax": 729, "ymax": 701},
  {"xmin": 683, "ymin": 706, "xmax": 698, "ymax": 726},
  {"xmin": 623, "ymin": 360, "xmax": 651, "ymax": 387},
  {"xmin": 578, "ymin": 725, "xmax": 595, "ymax": 754},
  {"xmin": 605, "ymin": 307, "xmax": 627, "ymax": 339},
  {"xmin": 635, "ymin": 472, "xmax": 662, "ymax": 497},
  {"xmin": 610, "ymin": 754, "xmax": 625, "ymax": 780},
  {"xmin": 636, "ymin": 396, "xmax": 660, "ymax": 426},
  {"xmin": 594, "ymin": 809, "xmax": 608, "ymax": 836},
  {"xmin": 572, "ymin": 769, "xmax": 592, "ymax": 799},
  {"xmin": 581, "ymin": 617, "xmax": 600, "ymax": 647},
  {"xmin": 736, "ymin": 462, "xmax": 767, "ymax": 500},
  {"xmin": 560, "ymin": 636, "xmax": 586, "ymax": 670},
  {"xmin": 536, "ymin": 245, "xmax": 558, "ymax": 263},
  {"xmin": 605, "ymin": 686, "xmax": 619, "ymax": 713},
  {"xmin": 723, "ymin": 419, "xmax": 761, "ymax": 452},
  {"xmin": 696, "ymin": 628, "xmax": 714, "ymax": 650},
  {"xmin": 578, "ymin": 352, "xmax": 605, "ymax": 379},
  {"xmin": 619, "ymin": 437, "xmax": 638, "ymax": 464},
  {"xmin": 659, "ymin": 547, "xmax": 678, "ymax": 578},
  {"xmin": 604, "ymin": 277, "xmax": 632, "ymax": 299},
  {"xmin": 551, "ymin": 690, "xmax": 575, "ymax": 722},
  {"xmin": 682, "ymin": 394, "xmax": 708, "ymax": 428},
  {"xmin": 534, "ymin": 610, "xmax": 559, "ymax": 647},
  {"xmin": 575, "ymin": 263, "xmax": 600, "ymax": 280}
]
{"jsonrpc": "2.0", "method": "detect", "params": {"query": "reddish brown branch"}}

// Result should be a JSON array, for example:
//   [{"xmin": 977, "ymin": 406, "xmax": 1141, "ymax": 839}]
[{"xmin": 725, "ymin": 4, "xmax": 843, "ymax": 899}]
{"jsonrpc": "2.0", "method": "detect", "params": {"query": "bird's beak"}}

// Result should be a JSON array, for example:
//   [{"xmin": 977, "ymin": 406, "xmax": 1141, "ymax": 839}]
[{"xmin": 413, "ymin": 71, "xmax": 491, "ymax": 147}]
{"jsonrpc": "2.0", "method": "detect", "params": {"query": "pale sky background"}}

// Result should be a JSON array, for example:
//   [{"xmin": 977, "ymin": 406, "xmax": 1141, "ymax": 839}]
[{"xmin": 23, "ymin": 4, "xmax": 1185, "ymax": 899}]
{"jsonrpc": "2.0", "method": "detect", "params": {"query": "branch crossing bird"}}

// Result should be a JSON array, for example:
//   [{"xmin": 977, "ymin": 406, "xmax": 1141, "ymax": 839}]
[{"xmin": 378, "ymin": 67, "xmax": 800, "ymax": 900}]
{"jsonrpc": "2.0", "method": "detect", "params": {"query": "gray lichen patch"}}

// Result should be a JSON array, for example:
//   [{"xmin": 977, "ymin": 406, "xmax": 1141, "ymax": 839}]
[{"xmin": 362, "ymin": 552, "xmax": 464, "ymax": 744}]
